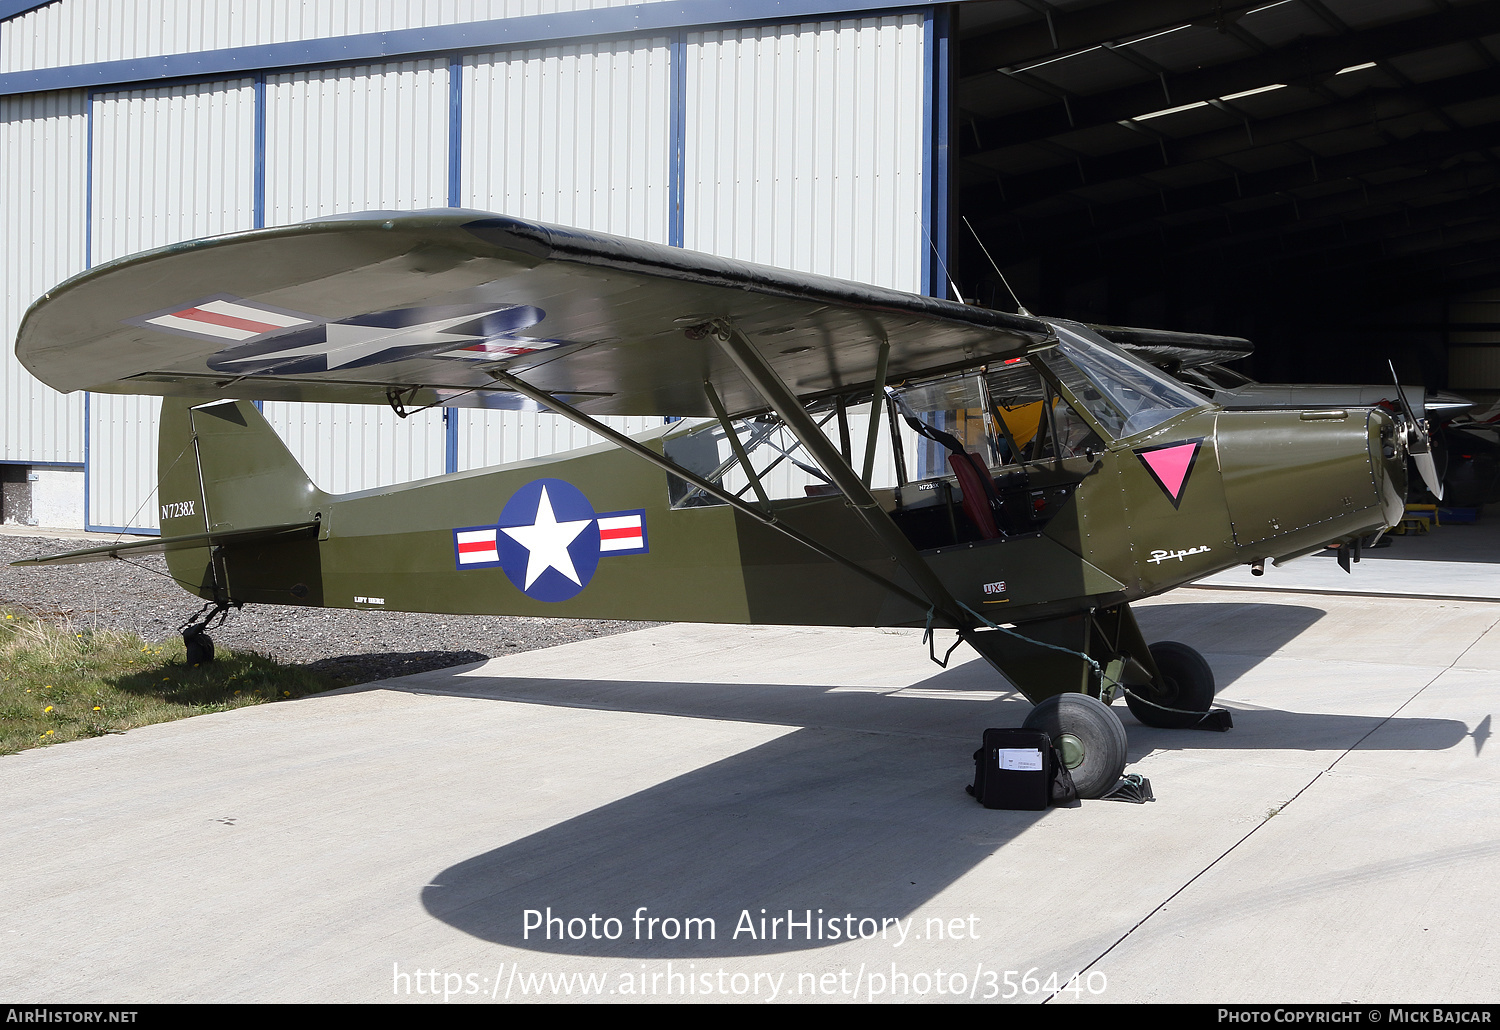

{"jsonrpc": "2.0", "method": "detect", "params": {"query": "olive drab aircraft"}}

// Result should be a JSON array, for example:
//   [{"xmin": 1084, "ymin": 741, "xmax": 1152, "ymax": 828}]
[{"xmin": 12, "ymin": 210, "xmax": 1422, "ymax": 797}]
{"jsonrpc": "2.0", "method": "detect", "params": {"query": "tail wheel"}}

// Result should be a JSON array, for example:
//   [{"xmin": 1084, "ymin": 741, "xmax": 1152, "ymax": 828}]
[
  {"xmin": 1127, "ymin": 641, "xmax": 1214, "ymax": 728},
  {"xmin": 184, "ymin": 628, "xmax": 215, "ymax": 666},
  {"xmin": 1022, "ymin": 693, "xmax": 1128, "ymax": 799}
]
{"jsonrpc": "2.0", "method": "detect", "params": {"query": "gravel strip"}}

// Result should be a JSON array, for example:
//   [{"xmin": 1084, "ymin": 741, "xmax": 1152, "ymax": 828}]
[{"xmin": 0, "ymin": 533, "xmax": 659, "ymax": 685}]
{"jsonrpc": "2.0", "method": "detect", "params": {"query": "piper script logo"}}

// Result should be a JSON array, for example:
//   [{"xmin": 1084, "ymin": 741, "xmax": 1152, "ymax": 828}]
[
  {"xmin": 1148, "ymin": 545, "xmax": 1212, "ymax": 564},
  {"xmin": 161, "ymin": 500, "xmax": 196, "ymax": 520}
]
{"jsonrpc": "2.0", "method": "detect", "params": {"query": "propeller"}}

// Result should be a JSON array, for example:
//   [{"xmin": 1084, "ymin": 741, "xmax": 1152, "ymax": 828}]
[{"xmin": 1388, "ymin": 360, "xmax": 1444, "ymax": 501}]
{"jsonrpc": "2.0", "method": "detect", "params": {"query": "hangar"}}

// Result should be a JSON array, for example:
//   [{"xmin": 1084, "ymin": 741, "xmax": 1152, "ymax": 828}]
[{"xmin": 2, "ymin": 0, "xmax": 1497, "ymax": 533}]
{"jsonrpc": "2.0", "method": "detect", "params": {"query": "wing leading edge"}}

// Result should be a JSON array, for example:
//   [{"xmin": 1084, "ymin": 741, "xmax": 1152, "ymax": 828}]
[{"xmin": 17, "ymin": 210, "xmax": 1055, "ymax": 419}]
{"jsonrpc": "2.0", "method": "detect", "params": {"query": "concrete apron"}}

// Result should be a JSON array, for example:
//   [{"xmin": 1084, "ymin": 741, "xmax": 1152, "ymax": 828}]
[{"xmin": 0, "ymin": 588, "xmax": 1495, "ymax": 1003}]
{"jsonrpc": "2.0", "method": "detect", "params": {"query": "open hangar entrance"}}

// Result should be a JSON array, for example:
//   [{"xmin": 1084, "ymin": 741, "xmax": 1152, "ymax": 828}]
[{"xmin": 947, "ymin": 0, "xmax": 1500, "ymax": 399}]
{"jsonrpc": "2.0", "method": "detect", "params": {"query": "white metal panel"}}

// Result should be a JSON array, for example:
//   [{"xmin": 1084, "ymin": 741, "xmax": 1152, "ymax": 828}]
[
  {"xmin": 0, "ymin": 89, "xmax": 87, "ymax": 464},
  {"xmin": 457, "ymin": 411, "xmax": 658, "ymax": 472},
  {"xmin": 264, "ymin": 59, "xmax": 449, "ymax": 225},
  {"xmin": 87, "ymin": 79, "xmax": 256, "ymax": 531},
  {"xmin": 683, "ymin": 15, "xmax": 926, "ymax": 292},
  {"xmin": 458, "ymin": 36, "xmax": 671, "ymax": 471},
  {"xmin": 1, "ymin": 0, "xmax": 675, "ymax": 73},
  {"xmin": 86, "ymin": 394, "xmax": 161, "ymax": 531},
  {"xmin": 461, "ymin": 36, "xmax": 671, "ymax": 241},
  {"xmin": 262, "ymin": 58, "xmax": 452, "ymax": 493},
  {"xmin": 260, "ymin": 402, "xmax": 447, "ymax": 495},
  {"xmin": 89, "ymin": 79, "xmax": 256, "ymax": 263}
]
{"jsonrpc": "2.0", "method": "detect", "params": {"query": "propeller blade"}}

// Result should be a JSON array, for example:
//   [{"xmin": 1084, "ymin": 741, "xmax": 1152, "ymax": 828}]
[
  {"xmin": 1414, "ymin": 449, "xmax": 1444, "ymax": 501},
  {"xmin": 1388, "ymin": 360, "xmax": 1444, "ymax": 499}
]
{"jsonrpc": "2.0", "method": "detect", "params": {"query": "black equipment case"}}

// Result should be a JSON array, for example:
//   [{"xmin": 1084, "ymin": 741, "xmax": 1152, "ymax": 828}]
[{"xmin": 969, "ymin": 728, "xmax": 1055, "ymax": 810}]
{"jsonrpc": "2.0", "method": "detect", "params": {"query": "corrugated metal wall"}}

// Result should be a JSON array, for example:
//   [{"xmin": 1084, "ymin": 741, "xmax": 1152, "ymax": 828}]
[
  {"xmin": 0, "ymin": 88, "xmax": 87, "ymax": 464},
  {"xmin": 683, "ymin": 14, "xmax": 926, "ymax": 292},
  {"xmin": 0, "ymin": 0, "xmax": 672, "ymax": 73},
  {"xmin": 260, "ymin": 58, "xmax": 451, "ymax": 494},
  {"xmin": 86, "ymin": 79, "xmax": 256, "ymax": 531},
  {"xmin": 456, "ymin": 35, "xmax": 673, "ymax": 472},
  {"xmin": 1, "ymin": 5, "xmax": 937, "ymax": 532}
]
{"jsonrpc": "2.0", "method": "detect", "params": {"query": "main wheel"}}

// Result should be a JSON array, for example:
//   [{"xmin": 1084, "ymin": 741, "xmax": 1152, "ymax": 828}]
[
  {"xmin": 1127, "ymin": 641, "xmax": 1213, "ymax": 728},
  {"xmin": 1022, "ymin": 693, "xmax": 1128, "ymax": 799}
]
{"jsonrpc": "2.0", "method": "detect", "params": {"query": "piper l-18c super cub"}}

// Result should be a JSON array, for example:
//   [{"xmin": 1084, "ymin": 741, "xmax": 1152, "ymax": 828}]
[{"xmin": 13, "ymin": 210, "xmax": 1423, "ymax": 796}]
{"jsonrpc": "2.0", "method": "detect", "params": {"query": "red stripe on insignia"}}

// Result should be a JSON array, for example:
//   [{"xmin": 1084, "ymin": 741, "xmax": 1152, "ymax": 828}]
[
  {"xmin": 173, "ymin": 307, "xmax": 279, "ymax": 335},
  {"xmin": 599, "ymin": 527, "xmax": 641, "ymax": 540},
  {"xmin": 457, "ymin": 540, "xmax": 497, "ymax": 553}
]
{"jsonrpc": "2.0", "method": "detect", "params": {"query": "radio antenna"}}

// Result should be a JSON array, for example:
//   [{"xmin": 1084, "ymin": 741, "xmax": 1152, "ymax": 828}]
[
  {"xmin": 963, "ymin": 215, "xmax": 1031, "ymax": 316},
  {"xmin": 920, "ymin": 216, "xmax": 966, "ymax": 304}
]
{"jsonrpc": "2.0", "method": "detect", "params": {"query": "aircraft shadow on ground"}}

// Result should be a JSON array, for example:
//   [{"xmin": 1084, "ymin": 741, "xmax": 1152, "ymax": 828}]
[
  {"xmin": 421, "ymin": 723, "xmax": 1041, "ymax": 958},
  {"xmin": 407, "ymin": 601, "xmax": 1468, "ymax": 957}
]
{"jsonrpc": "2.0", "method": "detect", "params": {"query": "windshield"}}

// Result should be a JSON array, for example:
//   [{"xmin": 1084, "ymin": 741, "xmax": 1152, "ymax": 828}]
[{"xmin": 1036, "ymin": 320, "xmax": 1209, "ymax": 439}]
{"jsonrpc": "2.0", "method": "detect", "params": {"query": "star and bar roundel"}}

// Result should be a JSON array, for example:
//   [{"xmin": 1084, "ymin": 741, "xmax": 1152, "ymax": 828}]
[
  {"xmin": 452, "ymin": 479, "xmax": 648, "ymax": 602},
  {"xmin": 1134, "ymin": 438, "xmax": 1204, "ymax": 509},
  {"xmin": 126, "ymin": 294, "xmax": 568, "ymax": 373}
]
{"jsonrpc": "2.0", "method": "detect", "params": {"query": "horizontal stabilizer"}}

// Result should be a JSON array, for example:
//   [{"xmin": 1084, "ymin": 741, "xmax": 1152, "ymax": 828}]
[{"xmin": 10, "ymin": 521, "xmax": 319, "ymax": 567}]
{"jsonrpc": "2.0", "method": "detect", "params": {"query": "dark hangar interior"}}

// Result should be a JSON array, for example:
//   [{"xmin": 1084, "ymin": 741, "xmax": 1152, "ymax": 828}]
[{"xmin": 950, "ymin": 0, "xmax": 1500, "ymax": 395}]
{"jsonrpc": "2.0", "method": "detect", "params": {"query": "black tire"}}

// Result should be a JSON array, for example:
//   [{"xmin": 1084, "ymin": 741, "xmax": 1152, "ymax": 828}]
[
  {"xmin": 1022, "ymin": 693, "xmax": 1128, "ymax": 799},
  {"xmin": 185, "ymin": 632, "xmax": 215, "ymax": 666},
  {"xmin": 1127, "ymin": 641, "xmax": 1214, "ymax": 728}
]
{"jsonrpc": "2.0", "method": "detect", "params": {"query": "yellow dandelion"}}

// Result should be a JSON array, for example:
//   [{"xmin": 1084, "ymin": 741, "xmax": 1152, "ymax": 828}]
[
  {"xmin": 93, "ymin": 706, "xmax": 102, "ymax": 711},
  {"xmin": 44, "ymin": 705, "xmax": 53, "ymax": 712}
]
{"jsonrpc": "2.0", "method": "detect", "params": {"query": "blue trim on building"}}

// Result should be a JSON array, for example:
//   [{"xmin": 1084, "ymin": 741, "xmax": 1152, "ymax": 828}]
[
  {"xmin": 0, "ymin": 459, "xmax": 85, "ymax": 467},
  {"xmin": 81, "ymin": 391, "xmax": 90, "ymax": 530},
  {"xmin": 82, "ymin": 89, "xmax": 93, "ymax": 531},
  {"xmin": 88, "ymin": 524, "xmax": 161, "ymax": 537},
  {"xmin": 448, "ymin": 55, "xmax": 463, "ymax": 208},
  {"xmin": 253, "ymin": 73, "xmax": 266, "ymax": 228},
  {"xmin": 444, "ymin": 56, "xmax": 464, "ymax": 475},
  {"xmin": 668, "ymin": 30, "xmax": 687, "ymax": 249},
  {"xmin": 444, "ymin": 409, "xmax": 459, "ymax": 475},
  {"xmin": 919, "ymin": 5, "xmax": 951, "ymax": 300},
  {"xmin": 920, "ymin": 10, "xmax": 933, "ymax": 299},
  {"xmin": 0, "ymin": 1, "xmax": 51, "ymax": 21},
  {"xmin": 930, "ymin": 4, "xmax": 951, "ymax": 302},
  {"xmin": 0, "ymin": 1, "xmax": 923, "ymax": 97}
]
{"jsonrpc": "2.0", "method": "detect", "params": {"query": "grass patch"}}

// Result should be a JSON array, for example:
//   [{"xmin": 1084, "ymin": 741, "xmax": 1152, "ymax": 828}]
[{"xmin": 1, "ymin": 607, "xmax": 343, "ymax": 756}]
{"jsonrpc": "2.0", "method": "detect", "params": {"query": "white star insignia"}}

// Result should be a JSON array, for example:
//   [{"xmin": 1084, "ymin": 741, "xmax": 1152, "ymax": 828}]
[
  {"xmin": 217, "ymin": 311, "xmax": 493, "ymax": 370},
  {"xmin": 500, "ymin": 486, "xmax": 594, "ymax": 589}
]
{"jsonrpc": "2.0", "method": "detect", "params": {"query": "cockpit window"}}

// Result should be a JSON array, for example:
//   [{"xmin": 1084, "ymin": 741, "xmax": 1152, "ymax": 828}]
[{"xmin": 1036, "ymin": 321, "xmax": 1209, "ymax": 439}]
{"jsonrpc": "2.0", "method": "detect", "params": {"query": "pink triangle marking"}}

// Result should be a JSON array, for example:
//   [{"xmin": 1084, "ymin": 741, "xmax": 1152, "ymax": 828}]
[{"xmin": 1140, "ymin": 442, "xmax": 1198, "ymax": 500}]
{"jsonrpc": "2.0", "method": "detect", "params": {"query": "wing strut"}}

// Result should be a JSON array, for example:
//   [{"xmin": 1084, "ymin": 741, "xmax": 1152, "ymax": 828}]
[
  {"xmin": 701, "ymin": 320, "xmax": 969, "ymax": 629},
  {"xmin": 484, "ymin": 369, "xmax": 938, "ymax": 616}
]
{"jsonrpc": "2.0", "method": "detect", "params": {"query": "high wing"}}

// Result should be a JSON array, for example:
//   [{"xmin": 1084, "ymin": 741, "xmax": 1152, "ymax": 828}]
[
  {"xmin": 16, "ymin": 209, "xmax": 1054, "ymax": 418},
  {"xmin": 1089, "ymin": 324, "xmax": 1253, "ymax": 370}
]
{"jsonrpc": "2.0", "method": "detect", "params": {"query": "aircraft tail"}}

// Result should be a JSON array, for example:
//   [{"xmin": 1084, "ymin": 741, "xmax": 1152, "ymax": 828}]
[
  {"xmin": 158, "ymin": 398, "xmax": 326, "ymax": 536},
  {"xmin": 11, "ymin": 401, "xmax": 324, "ymax": 591}
]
